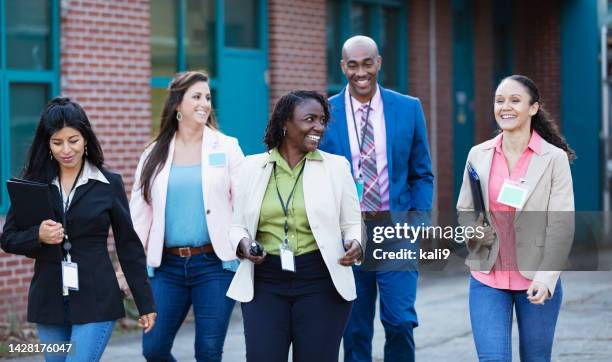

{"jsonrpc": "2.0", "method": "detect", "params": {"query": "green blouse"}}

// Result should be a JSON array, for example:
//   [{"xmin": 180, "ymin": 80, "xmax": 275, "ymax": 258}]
[{"xmin": 256, "ymin": 148, "xmax": 322, "ymax": 256}]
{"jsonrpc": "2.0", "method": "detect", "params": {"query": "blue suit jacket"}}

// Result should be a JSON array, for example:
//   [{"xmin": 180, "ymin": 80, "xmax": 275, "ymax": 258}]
[{"xmin": 320, "ymin": 86, "xmax": 434, "ymax": 212}]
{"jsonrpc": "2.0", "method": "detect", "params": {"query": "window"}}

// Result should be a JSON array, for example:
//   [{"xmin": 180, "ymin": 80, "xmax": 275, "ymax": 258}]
[
  {"xmin": 326, "ymin": 0, "xmax": 407, "ymax": 95},
  {"xmin": 0, "ymin": 0, "xmax": 60, "ymax": 213},
  {"xmin": 150, "ymin": 0, "xmax": 216, "ymax": 136}
]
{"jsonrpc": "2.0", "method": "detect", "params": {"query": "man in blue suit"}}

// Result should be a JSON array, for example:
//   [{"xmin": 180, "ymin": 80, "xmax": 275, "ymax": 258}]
[{"xmin": 319, "ymin": 35, "xmax": 434, "ymax": 362}]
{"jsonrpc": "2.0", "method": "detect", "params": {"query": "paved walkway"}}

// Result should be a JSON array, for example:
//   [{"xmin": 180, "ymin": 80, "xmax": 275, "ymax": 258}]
[{"xmin": 6, "ymin": 268, "xmax": 612, "ymax": 361}]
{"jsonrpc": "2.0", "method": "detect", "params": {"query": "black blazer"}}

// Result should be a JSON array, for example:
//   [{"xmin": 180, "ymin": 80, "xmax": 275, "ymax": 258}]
[{"xmin": 0, "ymin": 169, "xmax": 155, "ymax": 324}]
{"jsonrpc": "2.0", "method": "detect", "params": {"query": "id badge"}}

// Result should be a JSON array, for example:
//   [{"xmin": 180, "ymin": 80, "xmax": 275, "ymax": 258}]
[
  {"xmin": 209, "ymin": 153, "xmax": 226, "ymax": 167},
  {"xmin": 355, "ymin": 180, "xmax": 364, "ymax": 202},
  {"xmin": 497, "ymin": 179, "xmax": 529, "ymax": 209},
  {"xmin": 61, "ymin": 261, "xmax": 79, "ymax": 291},
  {"xmin": 280, "ymin": 244, "xmax": 296, "ymax": 272}
]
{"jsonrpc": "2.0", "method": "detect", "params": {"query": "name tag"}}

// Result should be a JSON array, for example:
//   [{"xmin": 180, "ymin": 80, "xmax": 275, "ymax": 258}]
[
  {"xmin": 62, "ymin": 261, "xmax": 79, "ymax": 291},
  {"xmin": 280, "ymin": 246, "xmax": 296, "ymax": 272},
  {"xmin": 497, "ymin": 179, "xmax": 529, "ymax": 209},
  {"xmin": 209, "ymin": 153, "xmax": 226, "ymax": 167}
]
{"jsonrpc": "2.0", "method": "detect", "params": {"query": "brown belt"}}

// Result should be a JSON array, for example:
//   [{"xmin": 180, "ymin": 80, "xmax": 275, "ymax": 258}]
[{"xmin": 164, "ymin": 244, "xmax": 214, "ymax": 257}]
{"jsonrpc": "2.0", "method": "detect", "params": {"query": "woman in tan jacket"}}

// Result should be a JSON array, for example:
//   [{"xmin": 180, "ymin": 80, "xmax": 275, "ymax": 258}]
[{"xmin": 457, "ymin": 75, "xmax": 575, "ymax": 361}]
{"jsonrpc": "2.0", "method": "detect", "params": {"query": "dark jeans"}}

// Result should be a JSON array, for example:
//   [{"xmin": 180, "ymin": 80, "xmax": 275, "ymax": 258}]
[
  {"xmin": 242, "ymin": 251, "xmax": 353, "ymax": 362},
  {"xmin": 469, "ymin": 276, "xmax": 563, "ymax": 362},
  {"xmin": 142, "ymin": 252, "xmax": 235, "ymax": 362}
]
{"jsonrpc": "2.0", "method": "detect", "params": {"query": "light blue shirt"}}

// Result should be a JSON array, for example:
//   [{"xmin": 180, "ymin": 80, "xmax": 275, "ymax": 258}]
[{"xmin": 164, "ymin": 164, "xmax": 210, "ymax": 247}]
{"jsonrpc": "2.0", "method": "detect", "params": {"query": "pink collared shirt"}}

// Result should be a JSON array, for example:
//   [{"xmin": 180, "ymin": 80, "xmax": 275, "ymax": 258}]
[
  {"xmin": 344, "ymin": 86, "xmax": 390, "ymax": 210},
  {"xmin": 471, "ymin": 131, "xmax": 543, "ymax": 290}
]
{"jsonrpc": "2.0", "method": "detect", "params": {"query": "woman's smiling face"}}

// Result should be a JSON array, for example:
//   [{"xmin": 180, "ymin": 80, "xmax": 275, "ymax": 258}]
[{"xmin": 494, "ymin": 78, "xmax": 539, "ymax": 133}]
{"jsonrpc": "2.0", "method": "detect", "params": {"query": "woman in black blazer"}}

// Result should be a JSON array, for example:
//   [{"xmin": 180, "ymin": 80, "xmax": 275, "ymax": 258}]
[{"xmin": 0, "ymin": 98, "xmax": 156, "ymax": 361}]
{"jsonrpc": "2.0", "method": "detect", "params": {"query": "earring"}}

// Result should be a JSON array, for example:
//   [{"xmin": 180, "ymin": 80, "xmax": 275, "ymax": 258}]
[
  {"xmin": 49, "ymin": 150, "xmax": 53, "ymax": 160},
  {"xmin": 85, "ymin": 147, "xmax": 88, "ymax": 156},
  {"xmin": 176, "ymin": 111, "xmax": 183, "ymax": 122},
  {"xmin": 283, "ymin": 128, "xmax": 287, "ymax": 137}
]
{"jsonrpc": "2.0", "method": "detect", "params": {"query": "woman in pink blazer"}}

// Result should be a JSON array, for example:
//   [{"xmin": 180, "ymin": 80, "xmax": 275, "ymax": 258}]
[
  {"xmin": 457, "ymin": 75, "xmax": 575, "ymax": 362},
  {"xmin": 130, "ymin": 71, "xmax": 244, "ymax": 361}
]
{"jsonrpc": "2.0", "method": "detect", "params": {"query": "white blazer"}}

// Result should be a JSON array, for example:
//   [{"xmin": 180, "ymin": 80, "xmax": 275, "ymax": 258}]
[
  {"xmin": 130, "ymin": 126, "xmax": 244, "ymax": 266},
  {"xmin": 226, "ymin": 150, "xmax": 363, "ymax": 302}
]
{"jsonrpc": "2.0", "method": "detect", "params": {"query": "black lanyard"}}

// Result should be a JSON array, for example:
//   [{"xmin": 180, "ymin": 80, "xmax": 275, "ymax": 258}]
[
  {"xmin": 58, "ymin": 161, "xmax": 85, "ymax": 255},
  {"xmin": 273, "ymin": 161, "xmax": 306, "ymax": 244},
  {"xmin": 349, "ymin": 95, "xmax": 372, "ymax": 179}
]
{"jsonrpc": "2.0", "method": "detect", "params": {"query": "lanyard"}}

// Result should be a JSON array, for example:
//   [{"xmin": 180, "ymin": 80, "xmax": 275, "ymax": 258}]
[
  {"xmin": 273, "ymin": 161, "xmax": 306, "ymax": 246},
  {"xmin": 58, "ymin": 161, "xmax": 85, "ymax": 260},
  {"xmin": 349, "ymin": 95, "xmax": 372, "ymax": 180}
]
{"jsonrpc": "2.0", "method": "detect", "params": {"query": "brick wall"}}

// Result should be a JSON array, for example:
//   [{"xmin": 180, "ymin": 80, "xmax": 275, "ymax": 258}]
[
  {"xmin": 473, "ymin": 0, "xmax": 495, "ymax": 143},
  {"xmin": 512, "ymin": 0, "xmax": 561, "ymax": 124},
  {"xmin": 268, "ymin": 0, "xmax": 327, "ymax": 109},
  {"xmin": 0, "ymin": 0, "xmax": 151, "ymax": 323},
  {"xmin": 61, "ymin": 0, "xmax": 152, "ymax": 185},
  {"xmin": 407, "ymin": 0, "xmax": 454, "ymax": 214}
]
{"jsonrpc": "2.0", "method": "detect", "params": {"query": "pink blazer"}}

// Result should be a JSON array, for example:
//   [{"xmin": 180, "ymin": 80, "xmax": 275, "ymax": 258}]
[{"xmin": 130, "ymin": 127, "xmax": 245, "ymax": 266}]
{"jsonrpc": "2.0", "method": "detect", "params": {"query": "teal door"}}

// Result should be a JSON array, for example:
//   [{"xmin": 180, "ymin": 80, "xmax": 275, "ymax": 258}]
[
  {"xmin": 216, "ymin": 0, "xmax": 268, "ymax": 155},
  {"xmin": 452, "ymin": 0, "xmax": 475, "ymax": 200}
]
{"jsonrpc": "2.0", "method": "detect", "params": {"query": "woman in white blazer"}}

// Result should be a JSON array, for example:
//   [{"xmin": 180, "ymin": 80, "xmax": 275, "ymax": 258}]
[
  {"xmin": 130, "ymin": 71, "xmax": 244, "ymax": 361},
  {"xmin": 227, "ymin": 90, "xmax": 363, "ymax": 362},
  {"xmin": 457, "ymin": 75, "xmax": 575, "ymax": 362}
]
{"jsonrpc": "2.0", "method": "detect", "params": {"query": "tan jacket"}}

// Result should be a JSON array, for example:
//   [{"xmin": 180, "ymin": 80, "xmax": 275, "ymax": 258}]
[
  {"xmin": 226, "ymin": 150, "xmax": 362, "ymax": 302},
  {"xmin": 456, "ymin": 134, "xmax": 574, "ymax": 296}
]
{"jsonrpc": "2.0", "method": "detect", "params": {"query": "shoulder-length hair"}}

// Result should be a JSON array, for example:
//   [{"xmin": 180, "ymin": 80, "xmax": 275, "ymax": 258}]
[
  {"xmin": 139, "ymin": 70, "xmax": 218, "ymax": 203},
  {"xmin": 22, "ymin": 97, "xmax": 104, "ymax": 182}
]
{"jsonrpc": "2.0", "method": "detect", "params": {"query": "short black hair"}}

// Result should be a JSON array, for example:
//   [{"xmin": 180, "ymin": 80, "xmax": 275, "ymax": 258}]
[{"xmin": 263, "ymin": 90, "xmax": 330, "ymax": 150}]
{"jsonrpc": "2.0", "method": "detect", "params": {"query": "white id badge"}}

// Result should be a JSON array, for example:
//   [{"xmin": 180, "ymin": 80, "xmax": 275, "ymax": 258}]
[
  {"xmin": 497, "ymin": 179, "xmax": 529, "ymax": 209},
  {"xmin": 61, "ymin": 261, "xmax": 79, "ymax": 291},
  {"xmin": 280, "ymin": 246, "xmax": 296, "ymax": 272}
]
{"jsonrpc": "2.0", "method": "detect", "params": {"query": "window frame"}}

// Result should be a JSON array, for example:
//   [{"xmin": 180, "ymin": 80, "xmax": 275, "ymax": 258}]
[
  {"xmin": 0, "ymin": 0, "xmax": 61, "ymax": 214},
  {"xmin": 327, "ymin": 0, "xmax": 407, "ymax": 96},
  {"xmin": 150, "ymin": 0, "xmax": 220, "ymax": 133}
]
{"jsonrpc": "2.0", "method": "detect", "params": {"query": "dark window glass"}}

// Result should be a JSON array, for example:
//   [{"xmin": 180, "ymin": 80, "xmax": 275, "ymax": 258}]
[
  {"xmin": 151, "ymin": 0, "xmax": 178, "ymax": 77},
  {"xmin": 381, "ymin": 7, "xmax": 399, "ymax": 89},
  {"xmin": 186, "ymin": 0, "xmax": 216, "ymax": 75},
  {"xmin": 327, "ymin": 0, "xmax": 343, "ymax": 85},
  {"xmin": 6, "ymin": 0, "xmax": 51, "ymax": 70},
  {"xmin": 10, "ymin": 84, "xmax": 48, "ymax": 177},
  {"xmin": 351, "ymin": 3, "xmax": 370, "ymax": 37},
  {"xmin": 225, "ymin": 0, "xmax": 259, "ymax": 48}
]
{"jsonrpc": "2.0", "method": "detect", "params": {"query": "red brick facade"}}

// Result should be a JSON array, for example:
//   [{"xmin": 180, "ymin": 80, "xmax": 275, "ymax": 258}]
[
  {"xmin": 513, "ymin": 0, "xmax": 561, "ymax": 124},
  {"xmin": 61, "ymin": 0, "xmax": 152, "ymax": 187},
  {"xmin": 268, "ymin": 0, "xmax": 328, "ymax": 107}
]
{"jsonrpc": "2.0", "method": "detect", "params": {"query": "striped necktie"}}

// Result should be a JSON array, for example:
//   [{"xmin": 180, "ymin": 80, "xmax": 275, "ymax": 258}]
[{"xmin": 359, "ymin": 104, "xmax": 381, "ymax": 211}]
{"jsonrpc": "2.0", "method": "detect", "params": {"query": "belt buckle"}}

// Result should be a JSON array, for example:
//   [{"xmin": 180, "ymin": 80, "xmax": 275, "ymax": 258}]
[{"xmin": 178, "ymin": 247, "xmax": 191, "ymax": 257}]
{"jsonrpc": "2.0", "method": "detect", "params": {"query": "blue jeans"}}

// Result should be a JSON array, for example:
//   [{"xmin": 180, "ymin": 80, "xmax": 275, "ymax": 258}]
[
  {"xmin": 37, "ymin": 319, "xmax": 115, "ymax": 362},
  {"xmin": 142, "ymin": 252, "xmax": 235, "ymax": 362},
  {"xmin": 343, "ymin": 267, "xmax": 418, "ymax": 362},
  {"xmin": 469, "ymin": 276, "xmax": 563, "ymax": 362}
]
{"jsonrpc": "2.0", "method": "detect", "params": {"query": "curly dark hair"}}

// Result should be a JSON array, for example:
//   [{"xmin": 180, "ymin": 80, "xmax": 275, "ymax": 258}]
[
  {"xmin": 263, "ymin": 90, "xmax": 330, "ymax": 150},
  {"xmin": 502, "ymin": 74, "xmax": 576, "ymax": 162}
]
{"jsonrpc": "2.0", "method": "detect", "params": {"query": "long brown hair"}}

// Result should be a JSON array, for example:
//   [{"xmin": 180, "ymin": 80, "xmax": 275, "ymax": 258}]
[
  {"xmin": 501, "ymin": 74, "xmax": 576, "ymax": 162},
  {"xmin": 140, "ymin": 71, "xmax": 218, "ymax": 203}
]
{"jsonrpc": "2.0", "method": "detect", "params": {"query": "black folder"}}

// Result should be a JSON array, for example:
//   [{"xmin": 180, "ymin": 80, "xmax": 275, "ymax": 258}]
[
  {"xmin": 6, "ymin": 178, "xmax": 54, "ymax": 230},
  {"xmin": 466, "ymin": 162, "xmax": 489, "ymax": 226}
]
